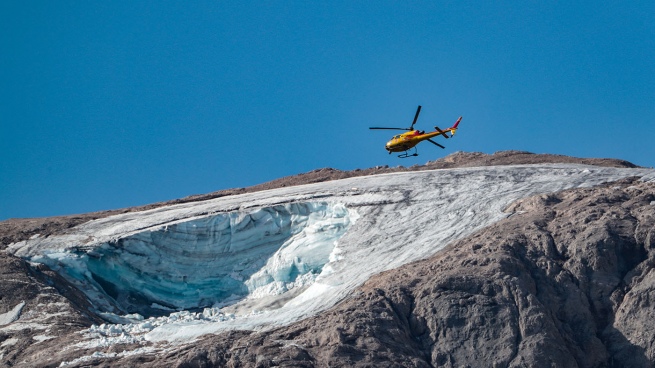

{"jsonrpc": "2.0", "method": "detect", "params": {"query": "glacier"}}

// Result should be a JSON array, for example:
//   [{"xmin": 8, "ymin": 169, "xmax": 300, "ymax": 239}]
[
  {"xmin": 7, "ymin": 164, "xmax": 655, "ymax": 345},
  {"xmin": 24, "ymin": 202, "xmax": 353, "ymax": 317}
]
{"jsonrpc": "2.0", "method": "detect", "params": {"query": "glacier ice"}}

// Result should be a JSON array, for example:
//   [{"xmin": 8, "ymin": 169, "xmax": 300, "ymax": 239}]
[
  {"xmin": 26, "ymin": 202, "xmax": 353, "ymax": 317},
  {"xmin": 8, "ymin": 164, "xmax": 655, "ymax": 344},
  {"xmin": 0, "ymin": 302, "xmax": 25, "ymax": 326}
]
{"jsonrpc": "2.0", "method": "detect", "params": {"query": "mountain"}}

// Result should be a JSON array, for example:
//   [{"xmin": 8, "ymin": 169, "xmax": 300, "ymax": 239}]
[{"xmin": 1, "ymin": 151, "xmax": 654, "ymax": 367}]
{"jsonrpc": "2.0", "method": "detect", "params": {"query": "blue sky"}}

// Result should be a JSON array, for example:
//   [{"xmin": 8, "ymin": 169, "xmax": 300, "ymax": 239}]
[{"xmin": 1, "ymin": 1, "xmax": 654, "ymax": 220}]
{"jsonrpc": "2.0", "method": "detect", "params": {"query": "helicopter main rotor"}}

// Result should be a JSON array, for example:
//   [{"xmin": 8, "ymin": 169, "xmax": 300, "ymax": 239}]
[{"xmin": 369, "ymin": 105, "xmax": 422, "ymax": 131}]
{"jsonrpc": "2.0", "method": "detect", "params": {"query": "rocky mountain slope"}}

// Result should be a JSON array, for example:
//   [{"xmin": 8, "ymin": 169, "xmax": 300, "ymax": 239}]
[{"xmin": 1, "ymin": 151, "xmax": 654, "ymax": 367}]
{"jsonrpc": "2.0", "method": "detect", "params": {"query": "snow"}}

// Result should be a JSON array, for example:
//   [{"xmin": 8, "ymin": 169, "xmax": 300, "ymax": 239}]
[
  {"xmin": 0, "ymin": 302, "xmax": 25, "ymax": 326},
  {"xmin": 32, "ymin": 334, "xmax": 56, "ymax": 342},
  {"xmin": 1, "ymin": 338, "xmax": 19, "ymax": 347},
  {"xmin": 58, "ymin": 347, "xmax": 159, "ymax": 367},
  {"xmin": 8, "ymin": 164, "xmax": 655, "ymax": 346}
]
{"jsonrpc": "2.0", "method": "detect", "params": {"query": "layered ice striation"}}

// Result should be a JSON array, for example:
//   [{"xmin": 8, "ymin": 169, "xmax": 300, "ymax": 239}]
[{"xmin": 30, "ymin": 202, "xmax": 352, "ymax": 317}]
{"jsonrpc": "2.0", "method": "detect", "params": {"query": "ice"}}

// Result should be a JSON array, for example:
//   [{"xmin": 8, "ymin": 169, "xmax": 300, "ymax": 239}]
[
  {"xmin": 1, "ymin": 338, "xmax": 19, "ymax": 347},
  {"xmin": 18, "ymin": 202, "xmax": 352, "ymax": 318},
  {"xmin": 0, "ymin": 302, "xmax": 25, "ymax": 326},
  {"xmin": 8, "ymin": 164, "xmax": 655, "ymax": 345},
  {"xmin": 19, "ymin": 202, "xmax": 352, "ymax": 317},
  {"xmin": 32, "ymin": 334, "xmax": 56, "ymax": 342},
  {"xmin": 58, "ymin": 347, "xmax": 159, "ymax": 367}
]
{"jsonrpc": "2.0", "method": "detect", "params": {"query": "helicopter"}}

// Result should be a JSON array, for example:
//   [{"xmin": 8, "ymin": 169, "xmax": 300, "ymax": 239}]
[{"xmin": 369, "ymin": 105, "xmax": 462, "ymax": 158}]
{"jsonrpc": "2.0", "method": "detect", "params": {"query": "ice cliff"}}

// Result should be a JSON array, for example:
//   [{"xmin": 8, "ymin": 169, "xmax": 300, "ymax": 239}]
[{"xmin": 23, "ymin": 202, "xmax": 352, "ymax": 317}]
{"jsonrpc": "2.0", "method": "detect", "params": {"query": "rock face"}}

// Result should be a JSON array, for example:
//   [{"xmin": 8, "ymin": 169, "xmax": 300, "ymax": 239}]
[
  {"xmin": 112, "ymin": 177, "xmax": 655, "ymax": 367},
  {"xmin": 0, "ymin": 253, "xmax": 103, "ymax": 366},
  {"xmin": 1, "ymin": 151, "xmax": 654, "ymax": 367}
]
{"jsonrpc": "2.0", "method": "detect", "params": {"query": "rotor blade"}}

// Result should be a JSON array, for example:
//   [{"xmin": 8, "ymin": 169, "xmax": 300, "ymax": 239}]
[
  {"xmin": 410, "ymin": 105, "xmax": 422, "ymax": 130},
  {"xmin": 427, "ymin": 138, "xmax": 445, "ymax": 149},
  {"xmin": 369, "ymin": 127, "xmax": 411, "ymax": 130},
  {"xmin": 434, "ymin": 126, "xmax": 450, "ymax": 138}
]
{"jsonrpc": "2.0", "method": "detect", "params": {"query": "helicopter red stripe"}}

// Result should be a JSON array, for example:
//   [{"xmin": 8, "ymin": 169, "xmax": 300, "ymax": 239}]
[{"xmin": 451, "ymin": 117, "xmax": 462, "ymax": 129}]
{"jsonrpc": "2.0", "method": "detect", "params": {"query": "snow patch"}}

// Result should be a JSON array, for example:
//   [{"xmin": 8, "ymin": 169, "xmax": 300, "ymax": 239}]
[
  {"xmin": 1, "ymin": 338, "xmax": 19, "ymax": 347},
  {"xmin": 0, "ymin": 301, "xmax": 25, "ymax": 326},
  {"xmin": 33, "ymin": 334, "xmax": 56, "ymax": 342},
  {"xmin": 58, "ymin": 347, "xmax": 158, "ymax": 367}
]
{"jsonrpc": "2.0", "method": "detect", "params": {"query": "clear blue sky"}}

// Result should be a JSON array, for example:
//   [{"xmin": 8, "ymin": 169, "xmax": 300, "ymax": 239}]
[{"xmin": 1, "ymin": 1, "xmax": 654, "ymax": 220}]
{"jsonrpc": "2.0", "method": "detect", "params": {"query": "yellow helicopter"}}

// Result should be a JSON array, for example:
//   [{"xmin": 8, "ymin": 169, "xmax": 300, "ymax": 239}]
[{"xmin": 370, "ymin": 105, "xmax": 462, "ymax": 158}]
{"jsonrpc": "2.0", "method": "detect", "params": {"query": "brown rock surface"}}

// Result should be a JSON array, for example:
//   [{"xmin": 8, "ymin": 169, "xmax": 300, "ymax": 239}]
[{"xmin": 0, "ymin": 252, "xmax": 104, "ymax": 367}]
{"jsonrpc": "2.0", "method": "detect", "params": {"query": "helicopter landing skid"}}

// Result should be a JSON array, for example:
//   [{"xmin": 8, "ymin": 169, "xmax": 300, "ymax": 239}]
[{"xmin": 397, "ymin": 148, "xmax": 419, "ymax": 158}]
